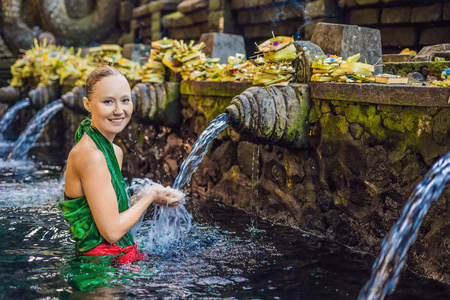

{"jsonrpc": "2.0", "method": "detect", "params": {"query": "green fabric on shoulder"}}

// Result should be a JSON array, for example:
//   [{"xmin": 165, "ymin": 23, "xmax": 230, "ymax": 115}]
[{"xmin": 59, "ymin": 118, "xmax": 134, "ymax": 252}]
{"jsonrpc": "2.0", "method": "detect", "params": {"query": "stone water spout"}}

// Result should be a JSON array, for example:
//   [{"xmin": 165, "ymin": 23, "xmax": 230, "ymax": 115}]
[
  {"xmin": 293, "ymin": 41, "xmax": 324, "ymax": 83},
  {"xmin": 131, "ymin": 82, "xmax": 180, "ymax": 126},
  {"xmin": 225, "ymin": 84, "xmax": 310, "ymax": 148},
  {"xmin": 61, "ymin": 86, "xmax": 86, "ymax": 113},
  {"xmin": 28, "ymin": 84, "xmax": 61, "ymax": 109},
  {"xmin": 0, "ymin": 86, "xmax": 23, "ymax": 105}
]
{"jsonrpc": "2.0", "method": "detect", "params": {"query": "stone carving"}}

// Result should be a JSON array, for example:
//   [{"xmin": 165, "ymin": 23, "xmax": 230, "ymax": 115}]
[
  {"xmin": 226, "ymin": 84, "xmax": 310, "ymax": 148},
  {"xmin": 0, "ymin": 85, "xmax": 22, "ymax": 104},
  {"xmin": 131, "ymin": 82, "xmax": 180, "ymax": 126},
  {"xmin": 61, "ymin": 86, "xmax": 86, "ymax": 113},
  {"xmin": 2, "ymin": 0, "xmax": 122, "ymax": 54},
  {"xmin": 293, "ymin": 40, "xmax": 324, "ymax": 83},
  {"xmin": 29, "ymin": 84, "xmax": 60, "ymax": 109}
]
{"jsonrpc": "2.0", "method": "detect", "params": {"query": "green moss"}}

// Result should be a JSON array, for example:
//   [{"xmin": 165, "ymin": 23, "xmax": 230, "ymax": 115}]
[
  {"xmin": 313, "ymin": 99, "xmax": 449, "ymax": 167},
  {"xmin": 343, "ymin": 103, "xmax": 387, "ymax": 142},
  {"xmin": 180, "ymin": 81, "xmax": 251, "ymax": 97},
  {"xmin": 383, "ymin": 61, "xmax": 450, "ymax": 77},
  {"xmin": 308, "ymin": 101, "xmax": 322, "ymax": 123},
  {"xmin": 319, "ymin": 113, "xmax": 348, "ymax": 139},
  {"xmin": 137, "ymin": 132, "xmax": 145, "ymax": 144}
]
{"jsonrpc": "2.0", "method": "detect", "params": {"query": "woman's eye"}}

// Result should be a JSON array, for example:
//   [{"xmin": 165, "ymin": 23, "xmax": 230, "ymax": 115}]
[
  {"xmin": 103, "ymin": 100, "xmax": 113, "ymax": 104},
  {"xmin": 122, "ymin": 98, "xmax": 130, "ymax": 103}
]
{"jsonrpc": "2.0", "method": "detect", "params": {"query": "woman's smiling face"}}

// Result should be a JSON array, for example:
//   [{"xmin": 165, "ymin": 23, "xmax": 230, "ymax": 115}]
[{"xmin": 84, "ymin": 74, "xmax": 133, "ymax": 142}]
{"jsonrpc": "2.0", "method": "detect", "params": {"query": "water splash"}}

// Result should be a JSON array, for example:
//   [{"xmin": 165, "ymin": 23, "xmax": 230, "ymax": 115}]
[
  {"xmin": 358, "ymin": 151, "xmax": 450, "ymax": 300},
  {"xmin": 0, "ymin": 98, "xmax": 30, "ymax": 141},
  {"xmin": 138, "ymin": 113, "xmax": 230, "ymax": 251},
  {"xmin": 7, "ymin": 99, "xmax": 63, "ymax": 160}
]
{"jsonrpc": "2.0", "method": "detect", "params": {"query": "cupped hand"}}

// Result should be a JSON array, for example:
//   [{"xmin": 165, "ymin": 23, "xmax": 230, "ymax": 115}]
[{"xmin": 152, "ymin": 186, "xmax": 184, "ymax": 207}]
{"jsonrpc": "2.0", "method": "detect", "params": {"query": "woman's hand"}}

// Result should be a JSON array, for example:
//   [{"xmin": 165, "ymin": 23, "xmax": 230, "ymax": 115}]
[
  {"xmin": 130, "ymin": 185, "xmax": 184, "ymax": 208},
  {"xmin": 151, "ymin": 186, "xmax": 184, "ymax": 207}
]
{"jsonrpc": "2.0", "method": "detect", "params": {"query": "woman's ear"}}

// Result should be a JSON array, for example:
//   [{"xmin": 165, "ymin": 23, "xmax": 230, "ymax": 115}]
[{"xmin": 82, "ymin": 97, "xmax": 91, "ymax": 112}]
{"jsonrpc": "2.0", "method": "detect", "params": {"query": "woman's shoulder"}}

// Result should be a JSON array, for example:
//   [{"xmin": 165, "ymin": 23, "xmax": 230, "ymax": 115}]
[{"xmin": 69, "ymin": 136, "xmax": 107, "ymax": 166}]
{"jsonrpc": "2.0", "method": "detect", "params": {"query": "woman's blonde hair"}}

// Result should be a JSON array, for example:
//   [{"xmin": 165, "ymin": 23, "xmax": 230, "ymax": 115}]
[{"xmin": 85, "ymin": 65, "xmax": 125, "ymax": 100}]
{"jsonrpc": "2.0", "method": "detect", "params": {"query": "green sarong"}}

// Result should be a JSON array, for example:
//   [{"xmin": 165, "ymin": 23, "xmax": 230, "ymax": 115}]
[{"xmin": 59, "ymin": 118, "xmax": 134, "ymax": 252}]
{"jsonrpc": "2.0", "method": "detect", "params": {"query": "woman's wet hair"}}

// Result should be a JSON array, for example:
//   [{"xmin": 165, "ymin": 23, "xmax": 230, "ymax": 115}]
[{"xmin": 85, "ymin": 65, "xmax": 126, "ymax": 100}]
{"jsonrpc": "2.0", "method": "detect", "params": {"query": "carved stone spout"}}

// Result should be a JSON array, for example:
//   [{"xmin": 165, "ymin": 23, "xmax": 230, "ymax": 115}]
[
  {"xmin": 29, "ymin": 84, "xmax": 61, "ymax": 109},
  {"xmin": 294, "ymin": 41, "xmax": 324, "ymax": 83},
  {"xmin": 0, "ymin": 86, "xmax": 23, "ymax": 105},
  {"xmin": 226, "ymin": 84, "xmax": 310, "ymax": 148},
  {"xmin": 131, "ymin": 82, "xmax": 180, "ymax": 126},
  {"xmin": 61, "ymin": 86, "xmax": 86, "ymax": 113}
]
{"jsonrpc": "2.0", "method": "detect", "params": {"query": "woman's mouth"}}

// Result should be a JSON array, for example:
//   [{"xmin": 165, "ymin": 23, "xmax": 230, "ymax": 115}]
[{"xmin": 109, "ymin": 118, "xmax": 124, "ymax": 124}]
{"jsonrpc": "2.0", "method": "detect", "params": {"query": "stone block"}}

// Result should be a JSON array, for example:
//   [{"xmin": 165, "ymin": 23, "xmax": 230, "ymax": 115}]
[
  {"xmin": 163, "ymin": 9, "xmax": 208, "ymax": 28},
  {"xmin": 199, "ymin": 33, "xmax": 245, "ymax": 63},
  {"xmin": 382, "ymin": 0, "xmax": 413, "ymax": 3},
  {"xmin": 381, "ymin": 7, "xmax": 411, "ymax": 24},
  {"xmin": 231, "ymin": 0, "xmax": 244, "ymax": 9},
  {"xmin": 132, "ymin": 1, "xmax": 164, "ymax": 19},
  {"xmin": 305, "ymin": 0, "xmax": 338, "ymax": 19},
  {"xmin": 356, "ymin": 0, "xmax": 380, "ymax": 4},
  {"xmin": 238, "ymin": 3, "xmax": 303, "ymax": 25},
  {"xmin": 209, "ymin": 0, "xmax": 222, "ymax": 11},
  {"xmin": 380, "ymin": 27, "xmax": 416, "ymax": 47},
  {"xmin": 311, "ymin": 22, "xmax": 383, "ymax": 74},
  {"xmin": 445, "ymin": 3, "xmax": 450, "ymax": 21},
  {"xmin": 152, "ymin": 30, "xmax": 161, "ymax": 41},
  {"xmin": 119, "ymin": 32, "xmax": 135, "ymax": 45},
  {"xmin": 304, "ymin": 18, "xmax": 338, "ymax": 40},
  {"xmin": 382, "ymin": 54, "xmax": 414, "ymax": 63},
  {"xmin": 338, "ymin": 0, "xmax": 359, "ymax": 8},
  {"xmin": 420, "ymin": 27, "xmax": 450, "ymax": 46},
  {"xmin": 178, "ymin": 0, "xmax": 208, "ymax": 14},
  {"xmin": 122, "ymin": 43, "xmax": 152, "ymax": 65},
  {"xmin": 411, "ymin": 4, "xmax": 442, "ymax": 23},
  {"xmin": 137, "ymin": 11, "xmax": 162, "ymax": 28},
  {"xmin": 130, "ymin": 19, "xmax": 139, "ymax": 31},
  {"xmin": 418, "ymin": 44, "xmax": 450, "ymax": 56},
  {"xmin": 348, "ymin": 8, "xmax": 380, "ymax": 25}
]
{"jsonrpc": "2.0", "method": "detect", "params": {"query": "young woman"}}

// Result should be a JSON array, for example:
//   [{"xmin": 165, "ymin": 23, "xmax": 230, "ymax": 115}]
[{"xmin": 60, "ymin": 65, "xmax": 182, "ymax": 263}]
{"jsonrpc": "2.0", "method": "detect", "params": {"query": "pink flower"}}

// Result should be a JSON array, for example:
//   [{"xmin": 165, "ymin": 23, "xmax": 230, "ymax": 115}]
[
  {"xmin": 273, "ymin": 41, "xmax": 279, "ymax": 46},
  {"xmin": 327, "ymin": 54, "xmax": 331, "ymax": 57}
]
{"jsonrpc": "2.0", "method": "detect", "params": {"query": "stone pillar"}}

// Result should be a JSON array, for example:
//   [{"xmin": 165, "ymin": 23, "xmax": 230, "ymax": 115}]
[
  {"xmin": 199, "ymin": 33, "xmax": 246, "ymax": 63},
  {"xmin": 311, "ymin": 22, "xmax": 383, "ymax": 74}
]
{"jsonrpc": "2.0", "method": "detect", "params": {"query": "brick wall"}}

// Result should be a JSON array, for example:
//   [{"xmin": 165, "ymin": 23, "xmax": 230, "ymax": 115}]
[
  {"xmin": 340, "ymin": 0, "xmax": 450, "ymax": 53},
  {"xmin": 131, "ymin": 0, "xmax": 449, "ymax": 56}
]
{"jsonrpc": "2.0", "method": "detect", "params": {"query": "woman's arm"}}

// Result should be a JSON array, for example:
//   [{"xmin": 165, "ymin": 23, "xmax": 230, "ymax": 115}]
[{"xmin": 76, "ymin": 148, "xmax": 181, "ymax": 244}]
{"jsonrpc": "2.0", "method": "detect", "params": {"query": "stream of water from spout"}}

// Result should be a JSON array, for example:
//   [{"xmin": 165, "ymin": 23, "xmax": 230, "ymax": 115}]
[
  {"xmin": 0, "ymin": 98, "xmax": 30, "ymax": 141},
  {"xmin": 7, "ymin": 99, "xmax": 63, "ymax": 161},
  {"xmin": 358, "ymin": 151, "xmax": 450, "ymax": 300},
  {"xmin": 138, "ymin": 113, "xmax": 230, "ymax": 251}
]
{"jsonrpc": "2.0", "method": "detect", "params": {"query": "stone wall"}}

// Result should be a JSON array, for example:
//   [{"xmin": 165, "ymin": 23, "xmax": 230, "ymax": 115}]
[
  {"xmin": 149, "ymin": 0, "xmax": 450, "ymax": 56},
  {"xmin": 162, "ymin": 0, "xmax": 225, "ymax": 40},
  {"xmin": 58, "ymin": 80, "xmax": 450, "ymax": 284},
  {"xmin": 339, "ymin": 0, "xmax": 450, "ymax": 53}
]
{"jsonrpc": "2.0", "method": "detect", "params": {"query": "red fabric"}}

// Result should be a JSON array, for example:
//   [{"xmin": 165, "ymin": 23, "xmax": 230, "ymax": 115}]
[{"xmin": 80, "ymin": 243, "xmax": 147, "ymax": 264}]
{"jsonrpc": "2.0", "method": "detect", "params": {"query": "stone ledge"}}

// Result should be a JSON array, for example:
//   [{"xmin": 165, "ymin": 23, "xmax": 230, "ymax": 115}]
[
  {"xmin": 310, "ymin": 82, "xmax": 450, "ymax": 107},
  {"xmin": 180, "ymin": 80, "xmax": 253, "ymax": 97}
]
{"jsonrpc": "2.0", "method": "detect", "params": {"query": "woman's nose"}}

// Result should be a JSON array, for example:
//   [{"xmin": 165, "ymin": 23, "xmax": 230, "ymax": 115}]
[{"xmin": 114, "ymin": 103, "xmax": 124, "ymax": 114}]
